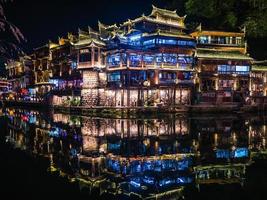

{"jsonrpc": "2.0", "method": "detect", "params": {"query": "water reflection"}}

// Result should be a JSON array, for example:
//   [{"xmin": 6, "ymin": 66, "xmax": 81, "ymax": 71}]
[{"xmin": 2, "ymin": 108, "xmax": 267, "ymax": 199}]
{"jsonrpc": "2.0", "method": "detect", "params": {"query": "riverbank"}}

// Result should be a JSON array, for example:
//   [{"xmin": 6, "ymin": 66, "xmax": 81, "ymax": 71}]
[{"xmin": 3, "ymin": 100, "xmax": 267, "ymax": 116}]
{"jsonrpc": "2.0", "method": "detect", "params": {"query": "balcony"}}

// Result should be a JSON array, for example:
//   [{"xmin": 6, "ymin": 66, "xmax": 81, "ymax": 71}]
[{"xmin": 77, "ymin": 62, "xmax": 92, "ymax": 69}]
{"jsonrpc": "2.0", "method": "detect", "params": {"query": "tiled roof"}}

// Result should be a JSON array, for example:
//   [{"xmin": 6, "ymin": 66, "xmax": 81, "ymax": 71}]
[{"xmin": 197, "ymin": 49, "xmax": 253, "ymax": 61}]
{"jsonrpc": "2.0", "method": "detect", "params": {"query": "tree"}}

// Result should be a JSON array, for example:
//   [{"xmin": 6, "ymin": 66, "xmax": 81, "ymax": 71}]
[
  {"xmin": 0, "ymin": 0, "xmax": 25, "ymax": 59},
  {"xmin": 163, "ymin": 0, "xmax": 267, "ymax": 59}
]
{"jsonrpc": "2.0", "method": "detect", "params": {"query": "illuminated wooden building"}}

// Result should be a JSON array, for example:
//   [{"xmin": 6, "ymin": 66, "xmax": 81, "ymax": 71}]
[
  {"xmin": 74, "ymin": 27, "xmax": 106, "ymax": 107},
  {"xmin": 0, "ymin": 78, "xmax": 10, "ymax": 99},
  {"xmin": 249, "ymin": 60, "xmax": 267, "ymax": 104},
  {"xmin": 49, "ymin": 34, "xmax": 83, "ymax": 106},
  {"xmin": 191, "ymin": 27, "xmax": 253, "ymax": 104},
  {"xmin": 7, "ymin": 5, "xmax": 263, "ymax": 109},
  {"xmin": 50, "ymin": 35, "xmax": 81, "ymax": 91},
  {"xmin": 251, "ymin": 61, "xmax": 267, "ymax": 97},
  {"xmin": 100, "ymin": 5, "xmax": 196, "ymax": 107},
  {"xmin": 32, "ymin": 43, "xmax": 56, "ymax": 98},
  {"xmin": 6, "ymin": 56, "xmax": 34, "ymax": 100}
]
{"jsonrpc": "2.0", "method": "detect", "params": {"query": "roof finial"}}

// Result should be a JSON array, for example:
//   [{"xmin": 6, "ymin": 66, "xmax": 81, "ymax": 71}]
[
  {"xmin": 196, "ymin": 23, "xmax": 202, "ymax": 32},
  {"xmin": 242, "ymin": 26, "xmax": 246, "ymax": 34}
]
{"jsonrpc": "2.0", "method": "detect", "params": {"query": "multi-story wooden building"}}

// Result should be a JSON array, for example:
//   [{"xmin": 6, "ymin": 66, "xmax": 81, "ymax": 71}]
[
  {"xmin": 6, "ymin": 5, "xmax": 262, "ymax": 109},
  {"xmin": 6, "ymin": 56, "xmax": 34, "ymax": 100},
  {"xmin": 77, "ymin": 6, "xmax": 196, "ymax": 108},
  {"xmin": 74, "ymin": 27, "xmax": 106, "ymax": 107},
  {"xmin": 32, "ymin": 42, "xmax": 55, "ymax": 99},
  {"xmin": 250, "ymin": 61, "xmax": 267, "ymax": 104},
  {"xmin": 0, "ymin": 78, "xmax": 10, "ymax": 100},
  {"xmin": 191, "ymin": 26, "xmax": 253, "ymax": 104},
  {"xmin": 49, "ymin": 34, "xmax": 82, "ymax": 106}
]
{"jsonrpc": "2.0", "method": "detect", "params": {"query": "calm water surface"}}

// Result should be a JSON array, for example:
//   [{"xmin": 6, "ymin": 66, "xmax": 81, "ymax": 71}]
[{"xmin": 0, "ymin": 108, "xmax": 267, "ymax": 199}]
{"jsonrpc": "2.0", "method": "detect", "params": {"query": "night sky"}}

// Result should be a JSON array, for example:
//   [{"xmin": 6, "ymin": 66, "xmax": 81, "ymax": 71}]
[{"xmin": 4, "ymin": 0, "xmax": 166, "ymax": 53}]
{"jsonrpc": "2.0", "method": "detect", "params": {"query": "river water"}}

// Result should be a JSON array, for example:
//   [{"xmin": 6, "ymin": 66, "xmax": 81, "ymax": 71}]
[{"xmin": 0, "ymin": 107, "xmax": 267, "ymax": 199}]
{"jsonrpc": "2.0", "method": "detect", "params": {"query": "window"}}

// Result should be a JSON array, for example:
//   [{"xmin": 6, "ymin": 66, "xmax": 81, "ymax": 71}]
[
  {"xmin": 155, "ymin": 54, "xmax": 162, "ymax": 66},
  {"xmin": 158, "ymin": 39, "xmax": 177, "ymax": 45},
  {"xmin": 218, "ymin": 80, "xmax": 234, "ymax": 88},
  {"xmin": 79, "ymin": 49, "xmax": 91, "ymax": 63},
  {"xmin": 236, "ymin": 37, "xmax": 242, "ymax": 45},
  {"xmin": 143, "ymin": 39, "xmax": 155, "ymax": 46},
  {"xmin": 129, "ymin": 53, "xmax": 141, "ymax": 67},
  {"xmin": 162, "ymin": 54, "xmax": 177, "ymax": 65},
  {"xmin": 108, "ymin": 72, "xmax": 120, "ymax": 82},
  {"xmin": 107, "ymin": 54, "xmax": 120, "ymax": 67},
  {"xmin": 121, "ymin": 53, "xmax": 127, "ymax": 66},
  {"xmin": 218, "ymin": 65, "xmax": 249, "ymax": 75},
  {"xmin": 226, "ymin": 37, "xmax": 230, "ymax": 44},
  {"xmin": 148, "ymin": 71, "xmax": 155, "ymax": 79},
  {"xmin": 159, "ymin": 72, "xmax": 176, "ymax": 79},
  {"xmin": 183, "ymin": 72, "xmax": 192, "ymax": 80},
  {"xmin": 177, "ymin": 40, "xmax": 196, "ymax": 47},
  {"xmin": 236, "ymin": 65, "xmax": 249, "ymax": 74},
  {"xmin": 218, "ymin": 65, "xmax": 235, "ymax": 74},
  {"xmin": 130, "ymin": 71, "xmax": 146, "ymax": 84},
  {"xmin": 218, "ymin": 37, "xmax": 226, "ymax": 44},
  {"xmin": 198, "ymin": 36, "xmax": 209, "ymax": 44},
  {"xmin": 71, "ymin": 62, "xmax": 77, "ymax": 69},
  {"xmin": 79, "ymin": 49, "xmax": 91, "ymax": 62},
  {"xmin": 211, "ymin": 36, "xmax": 219, "ymax": 44},
  {"xmin": 143, "ymin": 54, "xmax": 154, "ymax": 65},
  {"xmin": 177, "ymin": 54, "xmax": 193, "ymax": 65},
  {"xmin": 232, "ymin": 37, "xmax": 236, "ymax": 44},
  {"xmin": 127, "ymin": 34, "xmax": 141, "ymax": 46}
]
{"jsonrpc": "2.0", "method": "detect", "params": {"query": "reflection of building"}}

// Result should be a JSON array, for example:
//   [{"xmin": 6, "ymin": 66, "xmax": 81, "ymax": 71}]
[
  {"xmin": 194, "ymin": 164, "xmax": 247, "ymax": 186},
  {"xmin": 4, "ymin": 110, "xmax": 267, "ymax": 199}
]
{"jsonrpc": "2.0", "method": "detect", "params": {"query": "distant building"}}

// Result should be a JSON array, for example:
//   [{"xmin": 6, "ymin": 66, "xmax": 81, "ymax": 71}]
[
  {"xmin": 0, "ymin": 78, "xmax": 10, "ymax": 100},
  {"xmin": 6, "ymin": 56, "xmax": 34, "ymax": 100}
]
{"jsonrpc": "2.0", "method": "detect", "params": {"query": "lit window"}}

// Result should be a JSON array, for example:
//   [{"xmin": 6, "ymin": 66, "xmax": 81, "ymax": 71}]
[
  {"xmin": 143, "ymin": 39, "xmax": 155, "ymax": 46},
  {"xmin": 198, "ymin": 36, "xmax": 209, "ymax": 44},
  {"xmin": 143, "ymin": 54, "xmax": 154, "ymax": 65},
  {"xmin": 107, "ymin": 54, "xmax": 120, "ymax": 67},
  {"xmin": 79, "ymin": 49, "xmax": 91, "ymax": 62},
  {"xmin": 236, "ymin": 37, "xmax": 242, "ymax": 45},
  {"xmin": 155, "ymin": 54, "xmax": 162, "ymax": 66},
  {"xmin": 129, "ymin": 53, "xmax": 141, "ymax": 67},
  {"xmin": 127, "ymin": 34, "xmax": 141, "ymax": 46},
  {"xmin": 108, "ymin": 72, "xmax": 120, "ymax": 82},
  {"xmin": 162, "ymin": 53, "xmax": 177, "ymax": 65}
]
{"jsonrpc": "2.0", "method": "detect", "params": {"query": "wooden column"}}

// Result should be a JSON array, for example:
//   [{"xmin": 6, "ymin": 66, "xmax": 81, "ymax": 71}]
[
  {"xmin": 91, "ymin": 46, "xmax": 95, "ymax": 66},
  {"xmin": 98, "ymin": 47, "xmax": 101, "ymax": 65}
]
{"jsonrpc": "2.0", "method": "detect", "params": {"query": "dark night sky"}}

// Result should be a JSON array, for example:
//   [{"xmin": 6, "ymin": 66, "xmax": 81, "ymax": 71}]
[{"xmin": 4, "ymin": 0, "xmax": 166, "ymax": 53}]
